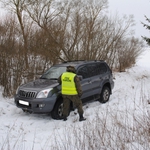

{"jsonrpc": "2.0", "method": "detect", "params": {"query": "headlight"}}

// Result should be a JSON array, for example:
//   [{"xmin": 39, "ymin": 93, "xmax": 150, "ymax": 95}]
[{"xmin": 36, "ymin": 88, "xmax": 53, "ymax": 98}]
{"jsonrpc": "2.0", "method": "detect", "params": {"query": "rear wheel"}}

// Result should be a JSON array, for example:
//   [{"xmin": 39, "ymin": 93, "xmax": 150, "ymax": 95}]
[{"xmin": 99, "ymin": 86, "xmax": 110, "ymax": 103}]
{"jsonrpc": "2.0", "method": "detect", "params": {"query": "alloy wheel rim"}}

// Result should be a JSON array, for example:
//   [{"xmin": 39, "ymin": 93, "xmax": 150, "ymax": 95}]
[
  {"xmin": 103, "ymin": 89, "xmax": 109, "ymax": 101},
  {"xmin": 58, "ymin": 103, "xmax": 63, "ymax": 116}
]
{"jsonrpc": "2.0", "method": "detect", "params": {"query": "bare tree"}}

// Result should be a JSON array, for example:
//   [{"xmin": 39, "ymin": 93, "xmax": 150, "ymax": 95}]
[
  {"xmin": 116, "ymin": 37, "xmax": 143, "ymax": 72},
  {"xmin": 0, "ymin": 0, "xmax": 144, "ymax": 97},
  {"xmin": 24, "ymin": 0, "xmax": 109, "ymax": 61},
  {"xmin": 0, "ymin": 15, "xmax": 24, "ymax": 96},
  {"xmin": 0, "ymin": 0, "xmax": 34, "ymax": 68},
  {"xmin": 24, "ymin": 0, "xmax": 65, "ymax": 61}
]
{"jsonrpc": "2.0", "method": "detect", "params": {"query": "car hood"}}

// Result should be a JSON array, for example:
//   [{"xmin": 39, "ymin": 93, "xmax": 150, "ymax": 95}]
[{"xmin": 19, "ymin": 79, "xmax": 59, "ymax": 91}]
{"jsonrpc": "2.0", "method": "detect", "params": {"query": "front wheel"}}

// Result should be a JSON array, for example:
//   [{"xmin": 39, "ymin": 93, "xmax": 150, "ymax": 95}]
[
  {"xmin": 51, "ymin": 99, "xmax": 64, "ymax": 119},
  {"xmin": 99, "ymin": 86, "xmax": 110, "ymax": 103},
  {"xmin": 51, "ymin": 99, "xmax": 71, "ymax": 120}
]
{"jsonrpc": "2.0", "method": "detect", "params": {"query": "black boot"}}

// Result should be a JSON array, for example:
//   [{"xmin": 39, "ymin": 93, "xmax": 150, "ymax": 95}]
[
  {"xmin": 63, "ymin": 117, "xmax": 67, "ymax": 121},
  {"xmin": 60, "ymin": 115, "xmax": 67, "ymax": 121},
  {"xmin": 79, "ymin": 114, "xmax": 86, "ymax": 121}
]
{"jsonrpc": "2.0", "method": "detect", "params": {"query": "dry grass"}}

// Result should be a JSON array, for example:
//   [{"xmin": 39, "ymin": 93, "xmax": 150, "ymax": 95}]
[
  {"xmin": 1, "ymin": 94, "xmax": 150, "ymax": 150},
  {"xmin": 48, "ymin": 106, "xmax": 150, "ymax": 150}
]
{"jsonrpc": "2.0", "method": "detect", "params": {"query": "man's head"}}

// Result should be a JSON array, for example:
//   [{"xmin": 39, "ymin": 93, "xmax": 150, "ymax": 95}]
[{"xmin": 66, "ymin": 66, "xmax": 76, "ymax": 73}]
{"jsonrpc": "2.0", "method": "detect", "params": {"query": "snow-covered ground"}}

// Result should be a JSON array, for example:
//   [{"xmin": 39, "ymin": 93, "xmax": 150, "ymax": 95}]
[{"xmin": 0, "ymin": 48, "xmax": 150, "ymax": 150}]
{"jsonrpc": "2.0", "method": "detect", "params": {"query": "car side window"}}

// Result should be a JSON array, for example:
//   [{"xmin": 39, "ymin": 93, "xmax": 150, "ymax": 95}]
[
  {"xmin": 98, "ymin": 63, "xmax": 107, "ymax": 74},
  {"xmin": 77, "ymin": 66, "xmax": 89, "ymax": 79},
  {"xmin": 87, "ymin": 64, "xmax": 99, "ymax": 77}
]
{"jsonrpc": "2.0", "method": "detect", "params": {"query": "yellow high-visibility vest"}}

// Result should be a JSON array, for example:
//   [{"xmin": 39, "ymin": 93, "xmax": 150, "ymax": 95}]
[{"xmin": 61, "ymin": 72, "xmax": 78, "ymax": 95}]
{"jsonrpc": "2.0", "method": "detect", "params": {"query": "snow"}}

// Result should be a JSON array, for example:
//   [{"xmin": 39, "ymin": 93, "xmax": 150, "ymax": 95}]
[{"xmin": 0, "ymin": 48, "xmax": 150, "ymax": 150}]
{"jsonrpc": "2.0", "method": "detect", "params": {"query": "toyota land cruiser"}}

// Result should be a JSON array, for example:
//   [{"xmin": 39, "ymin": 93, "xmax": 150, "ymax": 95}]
[{"xmin": 14, "ymin": 60, "xmax": 114, "ymax": 119}]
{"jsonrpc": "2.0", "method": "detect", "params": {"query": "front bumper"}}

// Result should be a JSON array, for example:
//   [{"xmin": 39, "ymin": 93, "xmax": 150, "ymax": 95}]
[{"xmin": 14, "ymin": 94, "xmax": 57, "ymax": 113}]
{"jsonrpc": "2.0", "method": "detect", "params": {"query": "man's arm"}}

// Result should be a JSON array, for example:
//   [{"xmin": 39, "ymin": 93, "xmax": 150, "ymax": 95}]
[
  {"xmin": 57, "ymin": 75, "xmax": 62, "ymax": 85},
  {"xmin": 74, "ymin": 75, "xmax": 82, "ymax": 97}
]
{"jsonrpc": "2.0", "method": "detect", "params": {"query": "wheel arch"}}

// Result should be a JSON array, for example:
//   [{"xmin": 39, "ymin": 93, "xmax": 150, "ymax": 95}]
[
  {"xmin": 102, "ymin": 82, "xmax": 112, "ymax": 94},
  {"xmin": 100, "ymin": 78, "xmax": 112, "ymax": 94}
]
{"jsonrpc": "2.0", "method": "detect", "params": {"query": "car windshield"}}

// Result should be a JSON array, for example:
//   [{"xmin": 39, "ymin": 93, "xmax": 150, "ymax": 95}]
[{"xmin": 40, "ymin": 66, "xmax": 66, "ymax": 80}]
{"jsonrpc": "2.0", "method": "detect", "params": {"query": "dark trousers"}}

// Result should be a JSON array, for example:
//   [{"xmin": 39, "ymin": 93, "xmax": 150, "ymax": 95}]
[{"xmin": 62, "ymin": 95, "xmax": 84, "ymax": 117}]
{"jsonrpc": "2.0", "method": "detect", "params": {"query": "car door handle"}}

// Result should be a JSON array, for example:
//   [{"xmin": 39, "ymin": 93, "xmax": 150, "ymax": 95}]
[{"xmin": 88, "ymin": 80, "xmax": 91, "ymax": 83}]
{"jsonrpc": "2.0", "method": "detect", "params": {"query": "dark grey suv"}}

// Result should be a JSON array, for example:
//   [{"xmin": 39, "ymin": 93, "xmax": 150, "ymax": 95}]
[{"xmin": 14, "ymin": 60, "xmax": 114, "ymax": 119}]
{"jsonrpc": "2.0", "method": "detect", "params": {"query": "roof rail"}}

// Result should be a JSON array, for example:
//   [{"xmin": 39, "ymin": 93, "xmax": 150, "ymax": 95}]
[
  {"xmin": 62, "ymin": 60, "xmax": 85, "ymax": 63},
  {"xmin": 62, "ymin": 60, "xmax": 104, "ymax": 63}
]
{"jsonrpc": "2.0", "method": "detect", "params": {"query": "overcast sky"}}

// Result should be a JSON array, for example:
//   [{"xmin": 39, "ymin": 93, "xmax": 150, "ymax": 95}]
[{"xmin": 108, "ymin": 0, "xmax": 150, "ymax": 39}]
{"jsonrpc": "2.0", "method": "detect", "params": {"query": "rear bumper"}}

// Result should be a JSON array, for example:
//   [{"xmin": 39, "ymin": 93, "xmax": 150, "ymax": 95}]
[
  {"xmin": 14, "ymin": 94, "xmax": 57, "ymax": 113},
  {"xmin": 110, "ymin": 80, "xmax": 114, "ymax": 94},
  {"xmin": 112, "ymin": 81, "xmax": 115, "ymax": 90}
]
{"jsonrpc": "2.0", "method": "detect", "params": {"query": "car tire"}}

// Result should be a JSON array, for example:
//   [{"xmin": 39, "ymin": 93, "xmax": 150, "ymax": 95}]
[
  {"xmin": 51, "ymin": 99, "xmax": 71, "ymax": 120},
  {"xmin": 99, "ymin": 86, "xmax": 110, "ymax": 103}
]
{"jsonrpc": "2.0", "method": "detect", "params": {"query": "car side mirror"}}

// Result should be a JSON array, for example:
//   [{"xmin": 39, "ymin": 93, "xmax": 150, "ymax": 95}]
[{"xmin": 78, "ymin": 75, "xmax": 83, "ymax": 81}]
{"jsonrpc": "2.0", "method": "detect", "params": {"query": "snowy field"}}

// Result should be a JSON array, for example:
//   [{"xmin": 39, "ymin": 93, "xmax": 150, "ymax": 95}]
[{"xmin": 0, "ymin": 48, "xmax": 150, "ymax": 150}]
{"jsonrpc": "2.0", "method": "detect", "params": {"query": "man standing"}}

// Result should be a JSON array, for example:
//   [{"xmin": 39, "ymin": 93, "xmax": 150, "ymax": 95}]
[{"xmin": 58, "ymin": 66, "xmax": 86, "ymax": 121}]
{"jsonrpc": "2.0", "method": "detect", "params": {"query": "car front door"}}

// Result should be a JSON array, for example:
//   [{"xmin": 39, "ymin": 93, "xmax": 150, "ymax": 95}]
[
  {"xmin": 77, "ymin": 65, "xmax": 93, "ymax": 103},
  {"xmin": 86, "ymin": 63, "xmax": 101, "ymax": 99}
]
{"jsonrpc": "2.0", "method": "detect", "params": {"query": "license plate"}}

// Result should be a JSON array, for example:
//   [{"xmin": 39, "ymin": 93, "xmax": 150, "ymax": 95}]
[{"xmin": 19, "ymin": 100, "xmax": 29, "ymax": 106}]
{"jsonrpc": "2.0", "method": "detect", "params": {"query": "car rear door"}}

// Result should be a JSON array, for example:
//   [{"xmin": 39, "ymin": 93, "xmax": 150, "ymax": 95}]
[
  {"xmin": 84, "ymin": 62, "xmax": 109, "ymax": 100},
  {"xmin": 92, "ymin": 63, "xmax": 108, "ymax": 96}
]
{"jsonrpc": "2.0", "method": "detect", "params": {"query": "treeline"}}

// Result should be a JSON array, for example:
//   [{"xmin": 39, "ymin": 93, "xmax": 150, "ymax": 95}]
[{"xmin": 0, "ymin": 0, "xmax": 143, "ymax": 97}]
